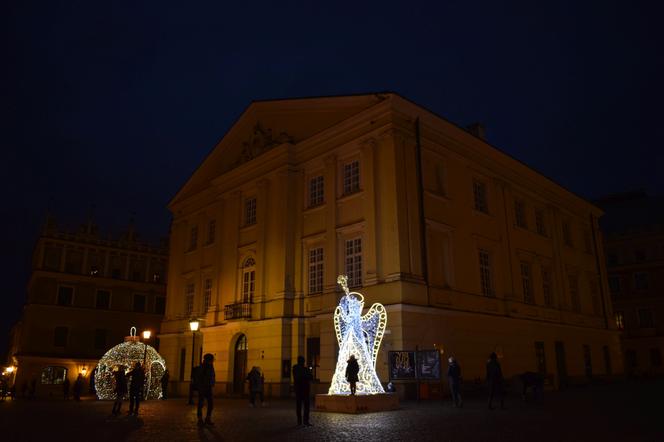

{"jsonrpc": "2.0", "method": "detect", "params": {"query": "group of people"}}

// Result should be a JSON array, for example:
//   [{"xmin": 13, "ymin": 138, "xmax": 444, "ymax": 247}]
[
  {"xmin": 110, "ymin": 362, "xmax": 146, "ymax": 416},
  {"xmin": 446, "ymin": 352, "xmax": 507, "ymax": 410},
  {"xmin": 61, "ymin": 374, "xmax": 85, "ymax": 401}
]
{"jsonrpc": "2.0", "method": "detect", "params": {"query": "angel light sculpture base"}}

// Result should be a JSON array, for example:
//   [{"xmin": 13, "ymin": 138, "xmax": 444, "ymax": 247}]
[{"xmin": 315, "ymin": 275, "xmax": 399, "ymax": 414}]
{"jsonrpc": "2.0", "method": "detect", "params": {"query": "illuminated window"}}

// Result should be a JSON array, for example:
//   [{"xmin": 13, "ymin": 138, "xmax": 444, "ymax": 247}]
[
  {"xmin": 473, "ymin": 180, "xmax": 488, "ymax": 214},
  {"xmin": 634, "ymin": 272, "xmax": 649, "ymax": 290},
  {"xmin": 245, "ymin": 197, "xmax": 257, "ymax": 226},
  {"xmin": 515, "ymin": 200, "xmax": 527, "ymax": 228},
  {"xmin": 521, "ymin": 262, "xmax": 533, "ymax": 304},
  {"xmin": 478, "ymin": 249, "xmax": 494, "ymax": 297},
  {"xmin": 308, "ymin": 247, "xmax": 324, "ymax": 294},
  {"xmin": 568, "ymin": 275, "xmax": 580, "ymax": 312},
  {"xmin": 345, "ymin": 238, "xmax": 362, "ymax": 288},
  {"xmin": 57, "ymin": 286, "xmax": 73, "ymax": 306},
  {"xmin": 615, "ymin": 311, "xmax": 624, "ymax": 330},
  {"xmin": 204, "ymin": 278, "xmax": 212, "ymax": 310},
  {"xmin": 242, "ymin": 258, "xmax": 256, "ymax": 303},
  {"xmin": 96, "ymin": 290, "xmax": 111, "ymax": 309},
  {"xmin": 535, "ymin": 210, "xmax": 546, "ymax": 236},
  {"xmin": 185, "ymin": 283, "xmax": 195, "ymax": 315},
  {"xmin": 41, "ymin": 366, "xmax": 67, "ymax": 385},
  {"xmin": 207, "ymin": 220, "xmax": 216, "ymax": 245},
  {"xmin": 309, "ymin": 175, "xmax": 324, "ymax": 207},
  {"xmin": 343, "ymin": 160, "xmax": 360, "ymax": 195},
  {"xmin": 188, "ymin": 225, "xmax": 198, "ymax": 251},
  {"xmin": 542, "ymin": 267, "xmax": 553, "ymax": 307},
  {"xmin": 638, "ymin": 308, "xmax": 654, "ymax": 328},
  {"xmin": 562, "ymin": 222, "xmax": 573, "ymax": 247},
  {"xmin": 54, "ymin": 327, "xmax": 68, "ymax": 347}
]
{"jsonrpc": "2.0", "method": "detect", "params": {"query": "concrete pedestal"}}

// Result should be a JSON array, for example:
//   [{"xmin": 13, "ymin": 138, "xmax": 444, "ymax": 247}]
[{"xmin": 315, "ymin": 393, "xmax": 400, "ymax": 414}]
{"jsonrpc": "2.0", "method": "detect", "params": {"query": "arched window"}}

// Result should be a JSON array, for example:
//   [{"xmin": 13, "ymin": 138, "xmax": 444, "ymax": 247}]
[
  {"xmin": 41, "ymin": 366, "xmax": 68, "ymax": 384},
  {"xmin": 242, "ymin": 257, "xmax": 255, "ymax": 303}
]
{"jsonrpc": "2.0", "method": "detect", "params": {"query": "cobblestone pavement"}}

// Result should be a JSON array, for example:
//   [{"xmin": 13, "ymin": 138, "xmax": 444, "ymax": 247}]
[{"xmin": 0, "ymin": 380, "xmax": 661, "ymax": 442}]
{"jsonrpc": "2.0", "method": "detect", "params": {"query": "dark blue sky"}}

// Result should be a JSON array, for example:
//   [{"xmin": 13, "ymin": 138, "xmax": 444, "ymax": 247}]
[{"xmin": 2, "ymin": 0, "xmax": 662, "ymax": 357}]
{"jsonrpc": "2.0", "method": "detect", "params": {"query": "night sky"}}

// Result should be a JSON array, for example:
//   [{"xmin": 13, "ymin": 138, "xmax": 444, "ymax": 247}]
[{"xmin": 2, "ymin": 1, "xmax": 663, "ymax": 359}]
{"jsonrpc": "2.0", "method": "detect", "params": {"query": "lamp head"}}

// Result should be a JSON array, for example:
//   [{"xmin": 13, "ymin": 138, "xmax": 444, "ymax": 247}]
[
  {"xmin": 142, "ymin": 330, "xmax": 151, "ymax": 340},
  {"xmin": 189, "ymin": 320, "xmax": 200, "ymax": 332}
]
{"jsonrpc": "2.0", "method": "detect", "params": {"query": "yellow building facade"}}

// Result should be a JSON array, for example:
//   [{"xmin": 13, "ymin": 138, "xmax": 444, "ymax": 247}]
[
  {"xmin": 160, "ymin": 93, "xmax": 622, "ymax": 397},
  {"xmin": 8, "ymin": 217, "xmax": 168, "ymax": 397}
]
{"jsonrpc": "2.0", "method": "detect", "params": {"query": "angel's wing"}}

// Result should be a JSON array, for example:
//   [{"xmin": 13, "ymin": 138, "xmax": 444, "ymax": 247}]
[
  {"xmin": 361, "ymin": 303, "xmax": 387, "ymax": 368},
  {"xmin": 333, "ymin": 305, "xmax": 345, "ymax": 347}
]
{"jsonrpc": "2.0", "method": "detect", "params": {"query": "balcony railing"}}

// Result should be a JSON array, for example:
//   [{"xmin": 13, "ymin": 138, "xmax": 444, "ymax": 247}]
[{"xmin": 224, "ymin": 302, "xmax": 252, "ymax": 320}]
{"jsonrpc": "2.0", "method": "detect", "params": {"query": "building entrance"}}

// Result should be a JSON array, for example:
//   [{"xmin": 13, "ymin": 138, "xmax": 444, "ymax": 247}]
[{"xmin": 233, "ymin": 334, "xmax": 247, "ymax": 394}]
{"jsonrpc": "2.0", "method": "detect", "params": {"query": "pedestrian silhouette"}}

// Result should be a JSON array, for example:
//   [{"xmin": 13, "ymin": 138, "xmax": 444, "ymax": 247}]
[
  {"xmin": 195, "ymin": 353, "xmax": 216, "ymax": 426},
  {"xmin": 486, "ymin": 352, "xmax": 505, "ymax": 409},
  {"xmin": 345, "ymin": 355, "xmax": 360, "ymax": 396},
  {"xmin": 447, "ymin": 356, "xmax": 463, "ymax": 408},
  {"xmin": 292, "ymin": 356, "xmax": 313, "ymax": 427},
  {"xmin": 127, "ymin": 362, "xmax": 145, "ymax": 416},
  {"xmin": 161, "ymin": 369, "xmax": 170, "ymax": 400},
  {"xmin": 246, "ymin": 366, "xmax": 265, "ymax": 407},
  {"xmin": 73, "ymin": 374, "xmax": 84, "ymax": 401},
  {"xmin": 112, "ymin": 366, "xmax": 127, "ymax": 416}
]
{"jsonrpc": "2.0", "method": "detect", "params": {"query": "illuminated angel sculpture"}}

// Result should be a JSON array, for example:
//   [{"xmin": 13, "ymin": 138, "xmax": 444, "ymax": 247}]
[{"xmin": 328, "ymin": 275, "xmax": 387, "ymax": 395}]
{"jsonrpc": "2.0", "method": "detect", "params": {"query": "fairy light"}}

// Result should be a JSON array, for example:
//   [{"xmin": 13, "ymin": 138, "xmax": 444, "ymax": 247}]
[
  {"xmin": 328, "ymin": 275, "xmax": 387, "ymax": 395},
  {"xmin": 94, "ymin": 328, "xmax": 167, "ymax": 400}
]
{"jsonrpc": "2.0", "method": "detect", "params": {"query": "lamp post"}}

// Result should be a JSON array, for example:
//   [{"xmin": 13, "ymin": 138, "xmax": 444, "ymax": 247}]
[
  {"xmin": 142, "ymin": 330, "xmax": 151, "ymax": 399},
  {"xmin": 188, "ymin": 319, "xmax": 199, "ymax": 405}
]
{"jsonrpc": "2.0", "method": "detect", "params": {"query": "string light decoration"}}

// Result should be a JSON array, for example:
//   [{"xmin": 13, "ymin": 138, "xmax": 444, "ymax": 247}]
[
  {"xmin": 94, "ymin": 327, "xmax": 167, "ymax": 400},
  {"xmin": 328, "ymin": 275, "xmax": 387, "ymax": 395}
]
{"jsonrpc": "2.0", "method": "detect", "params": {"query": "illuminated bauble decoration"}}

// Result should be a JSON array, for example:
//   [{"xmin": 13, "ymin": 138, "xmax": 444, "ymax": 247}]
[
  {"xmin": 95, "ymin": 327, "xmax": 167, "ymax": 400},
  {"xmin": 328, "ymin": 275, "xmax": 387, "ymax": 395}
]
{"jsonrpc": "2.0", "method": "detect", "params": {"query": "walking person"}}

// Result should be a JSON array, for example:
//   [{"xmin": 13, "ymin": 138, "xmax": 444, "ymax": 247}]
[
  {"xmin": 127, "ymin": 362, "xmax": 145, "ymax": 416},
  {"xmin": 486, "ymin": 352, "xmax": 505, "ymax": 410},
  {"xmin": 73, "ymin": 374, "xmax": 83, "ymax": 401},
  {"xmin": 246, "ymin": 366, "xmax": 265, "ymax": 407},
  {"xmin": 62, "ymin": 376, "xmax": 70, "ymax": 400},
  {"xmin": 345, "ymin": 355, "xmax": 360, "ymax": 396},
  {"xmin": 292, "ymin": 356, "xmax": 313, "ymax": 427},
  {"xmin": 195, "ymin": 353, "xmax": 216, "ymax": 426},
  {"xmin": 447, "ymin": 356, "xmax": 463, "ymax": 408},
  {"xmin": 112, "ymin": 366, "xmax": 127, "ymax": 416},
  {"xmin": 160, "ymin": 369, "xmax": 170, "ymax": 400}
]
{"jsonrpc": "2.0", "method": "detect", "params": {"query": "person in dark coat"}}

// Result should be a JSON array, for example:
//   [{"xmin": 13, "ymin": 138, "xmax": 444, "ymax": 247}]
[
  {"xmin": 112, "ymin": 366, "xmax": 128, "ymax": 416},
  {"xmin": 195, "ymin": 354, "xmax": 216, "ymax": 426},
  {"xmin": 246, "ymin": 366, "xmax": 265, "ymax": 407},
  {"xmin": 62, "ymin": 377, "xmax": 70, "ymax": 400},
  {"xmin": 292, "ymin": 355, "xmax": 313, "ymax": 427},
  {"xmin": 345, "ymin": 355, "xmax": 360, "ymax": 395},
  {"xmin": 160, "ymin": 369, "xmax": 170, "ymax": 400},
  {"xmin": 486, "ymin": 352, "xmax": 505, "ymax": 409},
  {"xmin": 127, "ymin": 362, "xmax": 145, "ymax": 416},
  {"xmin": 447, "ymin": 356, "xmax": 462, "ymax": 407},
  {"xmin": 73, "ymin": 374, "xmax": 84, "ymax": 401}
]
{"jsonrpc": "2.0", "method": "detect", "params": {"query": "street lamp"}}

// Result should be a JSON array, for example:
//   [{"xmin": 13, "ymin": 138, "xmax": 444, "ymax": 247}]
[
  {"xmin": 142, "ymin": 330, "xmax": 151, "ymax": 399},
  {"xmin": 188, "ymin": 319, "xmax": 200, "ymax": 405}
]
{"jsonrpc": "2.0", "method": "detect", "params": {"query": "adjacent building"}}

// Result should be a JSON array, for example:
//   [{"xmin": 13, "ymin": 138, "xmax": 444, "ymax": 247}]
[
  {"xmin": 7, "ymin": 215, "xmax": 168, "ymax": 396},
  {"xmin": 160, "ymin": 93, "xmax": 622, "ymax": 397},
  {"xmin": 597, "ymin": 191, "xmax": 664, "ymax": 376}
]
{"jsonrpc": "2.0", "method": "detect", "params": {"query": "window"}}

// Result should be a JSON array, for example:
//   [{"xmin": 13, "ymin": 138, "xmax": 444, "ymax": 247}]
[
  {"xmin": 155, "ymin": 296, "xmax": 166, "ymax": 314},
  {"xmin": 521, "ymin": 262, "xmax": 533, "ymax": 304},
  {"xmin": 54, "ymin": 327, "xmax": 68, "ymax": 347},
  {"xmin": 651, "ymin": 349, "xmax": 662, "ymax": 367},
  {"xmin": 542, "ymin": 267, "xmax": 553, "ymax": 307},
  {"xmin": 308, "ymin": 247, "xmax": 324, "ymax": 294},
  {"xmin": 153, "ymin": 272, "xmax": 161, "ymax": 283},
  {"xmin": 535, "ymin": 341, "xmax": 546, "ymax": 374},
  {"xmin": 638, "ymin": 308, "xmax": 654, "ymax": 328},
  {"xmin": 207, "ymin": 220, "xmax": 216, "ymax": 245},
  {"xmin": 562, "ymin": 222, "xmax": 573, "ymax": 247},
  {"xmin": 478, "ymin": 249, "xmax": 494, "ymax": 297},
  {"xmin": 41, "ymin": 366, "xmax": 67, "ymax": 384},
  {"xmin": 515, "ymin": 200, "xmax": 527, "ymax": 228},
  {"xmin": 94, "ymin": 329, "xmax": 106, "ymax": 350},
  {"xmin": 96, "ymin": 290, "xmax": 111, "ymax": 309},
  {"xmin": 245, "ymin": 197, "xmax": 257, "ymax": 226},
  {"xmin": 309, "ymin": 175, "xmax": 324, "ymax": 207},
  {"xmin": 568, "ymin": 275, "xmax": 580, "ymax": 312},
  {"xmin": 343, "ymin": 160, "xmax": 360, "ymax": 195},
  {"xmin": 133, "ymin": 294, "xmax": 146, "ymax": 312},
  {"xmin": 57, "ymin": 286, "xmax": 73, "ymax": 306},
  {"xmin": 634, "ymin": 272, "xmax": 649, "ymax": 290},
  {"xmin": 535, "ymin": 210, "xmax": 546, "ymax": 236},
  {"xmin": 188, "ymin": 225, "xmax": 198, "ymax": 251},
  {"xmin": 204, "ymin": 278, "xmax": 212, "ymax": 311},
  {"xmin": 242, "ymin": 258, "xmax": 256, "ymax": 303},
  {"xmin": 185, "ymin": 283, "xmax": 195, "ymax": 315},
  {"xmin": 473, "ymin": 180, "xmax": 488, "ymax": 214},
  {"xmin": 345, "ymin": 238, "xmax": 362, "ymax": 288},
  {"xmin": 583, "ymin": 231, "xmax": 592, "ymax": 254},
  {"xmin": 608, "ymin": 276, "xmax": 621, "ymax": 293},
  {"xmin": 615, "ymin": 311, "xmax": 624, "ymax": 330}
]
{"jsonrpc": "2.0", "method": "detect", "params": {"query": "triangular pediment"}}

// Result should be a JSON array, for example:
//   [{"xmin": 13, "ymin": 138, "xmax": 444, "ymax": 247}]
[{"xmin": 169, "ymin": 93, "xmax": 390, "ymax": 209}]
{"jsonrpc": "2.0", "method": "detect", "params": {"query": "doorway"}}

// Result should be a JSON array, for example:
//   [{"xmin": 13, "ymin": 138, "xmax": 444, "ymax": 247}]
[
  {"xmin": 555, "ymin": 341, "xmax": 568, "ymax": 390},
  {"xmin": 233, "ymin": 334, "xmax": 248, "ymax": 394}
]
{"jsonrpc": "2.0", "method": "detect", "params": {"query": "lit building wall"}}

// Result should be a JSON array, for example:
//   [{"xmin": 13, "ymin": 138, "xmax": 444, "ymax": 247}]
[{"xmin": 160, "ymin": 93, "xmax": 622, "ymax": 396}]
